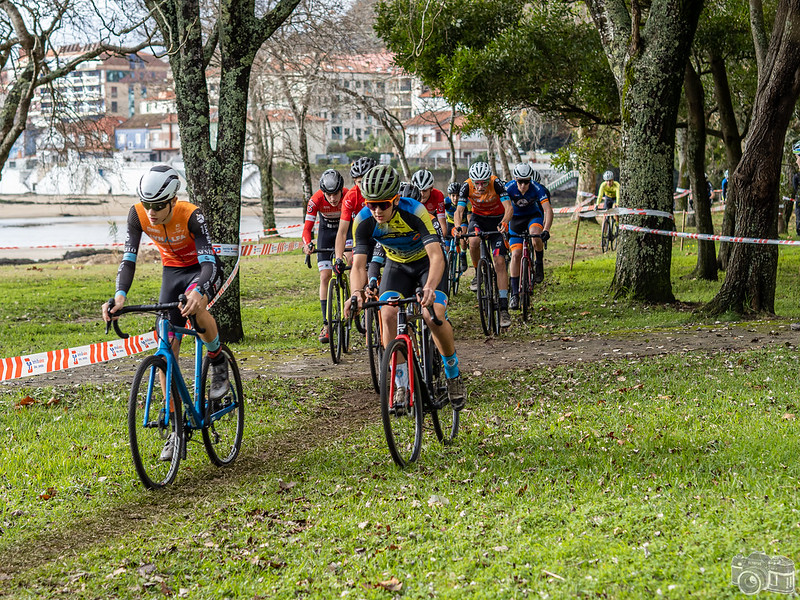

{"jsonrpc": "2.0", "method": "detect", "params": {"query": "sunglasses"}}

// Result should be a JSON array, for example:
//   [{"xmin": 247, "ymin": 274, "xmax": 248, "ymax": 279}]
[
  {"xmin": 367, "ymin": 200, "xmax": 393, "ymax": 211},
  {"xmin": 141, "ymin": 200, "xmax": 170, "ymax": 211},
  {"xmin": 516, "ymin": 179, "xmax": 531, "ymax": 185}
]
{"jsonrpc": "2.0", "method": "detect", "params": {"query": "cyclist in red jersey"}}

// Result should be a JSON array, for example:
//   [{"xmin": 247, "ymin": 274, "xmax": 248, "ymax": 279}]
[
  {"xmin": 411, "ymin": 169, "xmax": 448, "ymax": 237},
  {"xmin": 334, "ymin": 156, "xmax": 376, "ymax": 268},
  {"xmin": 302, "ymin": 169, "xmax": 349, "ymax": 343},
  {"xmin": 102, "ymin": 165, "xmax": 227, "ymax": 461}
]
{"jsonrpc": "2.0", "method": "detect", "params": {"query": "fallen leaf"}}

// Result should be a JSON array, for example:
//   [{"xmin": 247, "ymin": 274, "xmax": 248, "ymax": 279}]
[
  {"xmin": 783, "ymin": 413, "xmax": 795, "ymax": 420},
  {"xmin": 17, "ymin": 395, "xmax": 36, "ymax": 407},
  {"xmin": 376, "ymin": 577, "xmax": 403, "ymax": 592},
  {"xmin": 39, "ymin": 487, "xmax": 56, "ymax": 500},
  {"xmin": 494, "ymin": 545, "xmax": 509, "ymax": 552},
  {"xmin": 47, "ymin": 396, "xmax": 60, "ymax": 406},
  {"xmin": 137, "ymin": 564, "xmax": 157, "ymax": 577},
  {"xmin": 278, "ymin": 479, "xmax": 297, "ymax": 492}
]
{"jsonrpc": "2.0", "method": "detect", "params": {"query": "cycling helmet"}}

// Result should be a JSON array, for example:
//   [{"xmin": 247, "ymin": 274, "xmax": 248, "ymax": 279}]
[
  {"xmin": 724, "ymin": 170, "xmax": 729, "ymax": 178},
  {"xmin": 398, "ymin": 182, "xmax": 421, "ymax": 202},
  {"xmin": 410, "ymin": 169, "xmax": 434, "ymax": 190},
  {"xmin": 447, "ymin": 182, "xmax": 461, "ymax": 195},
  {"xmin": 468, "ymin": 161, "xmax": 492, "ymax": 182},
  {"xmin": 350, "ymin": 156, "xmax": 377, "ymax": 179},
  {"xmin": 603, "ymin": 170, "xmax": 614, "ymax": 181},
  {"xmin": 531, "ymin": 170, "xmax": 542, "ymax": 183},
  {"xmin": 512, "ymin": 163, "xmax": 534, "ymax": 180},
  {"xmin": 138, "ymin": 164, "xmax": 180, "ymax": 203},
  {"xmin": 792, "ymin": 140, "xmax": 800, "ymax": 155},
  {"xmin": 319, "ymin": 169, "xmax": 344, "ymax": 194},
  {"xmin": 361, "ymin": 165, "xmax": 401, "ymax": 201}
]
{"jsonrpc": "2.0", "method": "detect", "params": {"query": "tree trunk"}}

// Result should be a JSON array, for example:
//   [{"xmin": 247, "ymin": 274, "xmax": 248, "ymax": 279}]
[
  {"xmin": 576, "ymin": 126, "xmax": 598, "ymax": 224},
  {"xmin": 486, "ymin": 131, "xmax": 496, "ymax": 175},
  {"xmin": 146, "ymin": 0, "xmax": 301, "ymax": 342},
  {"xmin": 496, "ymin": 134, "xmax": 511, "ymax": 181},
  {"xmin": 507, "ymin": 136, "xmax": 522, "ymax": 165},
  {"xmin": 684, "ymin": 61, "xmax": 717, "ymax": 280},
  {"xmin": 587, "ymin": 0, "xmax": 703, "ymax": 302},
  {"xmin": 447, "ymin": 105, "xmax": 458, "ymax": 183},
  {"xmin": 710, "ymin": 52, "xmax": 743, "ymax": 270},
  {"xmin": 704, "ymin": 0, "xmax": 800, "ymax": 315},
  {"xmin": 257, "ymin": 116, "xmax": 276, "ymax": 230}
]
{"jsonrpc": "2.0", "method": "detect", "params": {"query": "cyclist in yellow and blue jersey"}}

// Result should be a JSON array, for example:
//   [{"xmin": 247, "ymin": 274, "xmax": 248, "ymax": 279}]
[{"xmin": 345, "ymin": 165, "xmax": 466, "ymax": 411}]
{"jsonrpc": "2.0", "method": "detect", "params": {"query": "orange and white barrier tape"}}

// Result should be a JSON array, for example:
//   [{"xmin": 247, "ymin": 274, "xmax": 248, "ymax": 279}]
[
  {"xmin": 1, "ymin": 332, "xmax": 158, "ymax": 382},
  {"xmin": 621, "ymin": 224, "xmax": 800, "ymax": 246}
]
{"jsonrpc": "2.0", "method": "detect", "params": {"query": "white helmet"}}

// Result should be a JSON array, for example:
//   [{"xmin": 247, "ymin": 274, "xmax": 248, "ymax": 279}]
[
  {"xmin": 512, "ymin": 163, "xmax": 534, "ymax": 180},
  {"xmin": 411, "ymin": 169, "xmax": 435, "ymax": 190},
  {"xmin": 469, "ymin": 161, "xmax": 492, "ymax": 181},
  {"xmin": 603, "ymin": 170, "xmax": 614, "ymax": 181},
  {"xmin": 138, "ymin": 165, "xmax": 181, "ymax": 203}
]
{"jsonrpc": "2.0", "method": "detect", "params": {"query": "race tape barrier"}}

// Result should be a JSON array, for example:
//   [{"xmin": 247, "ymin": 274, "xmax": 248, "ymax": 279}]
[
  {"xmin": 620, "ymin": 224, "xmax": 800, "ymax": 246},
  {"xmin": 554, "ymin": 205, "xmax": 674, "ymax": 220},
  {"xmin": 1, "ymin": 332, "xmax": 159, "ymax": 382}
]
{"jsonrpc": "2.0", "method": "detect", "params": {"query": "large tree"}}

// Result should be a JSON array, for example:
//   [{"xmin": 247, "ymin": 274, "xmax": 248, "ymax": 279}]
[
  {"xmin": 145, "ymin": 0, "xmax": 301, "ymax": 342},
  {"xmin": 585, "ymin": 0, "xmax": 703, "ymax": 302},
  {"xmin": 703, "ymin": 0, "xmax": 800, "ymax": 315}
]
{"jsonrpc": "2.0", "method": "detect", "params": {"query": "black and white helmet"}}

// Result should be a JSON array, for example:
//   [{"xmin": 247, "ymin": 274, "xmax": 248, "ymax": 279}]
[
  {"xmin": 361, "ymin": 165, "xmax": 401, "ymax": 201},
  {"xmin": 531, "ymin": 170, "xmax": 541, "ymax": 183},
  {"xmin": 603, "ymin": 170, "xmax": 614, "ymax": 181},
  {"xmin": 512, "ymin": 163, "xmax": 534, "ymax": 180},
  {"xmin": 468, "ymin": 161, "xmax": 492, "ymax": 182},
  {"xmin": 138, "ymin": 164, "xmax": 180, "ymax": 203},
  {"xmin": 447, "ymin": 182, "xmax": 461, "ymax": 195},
  {"xmin": 411, "ymin": 169, "xmax": 434, "ymax": 190},
  {"xmin": 350, "ymin": 157, "xmax": 377, "ymax": 179},
  {"xmin": 319, "ymin": 169, "xmax": 345, "ymax": 194},
  {"xmin": 398, "ymin": 182, "xmax": 421, "ymax": 202}
]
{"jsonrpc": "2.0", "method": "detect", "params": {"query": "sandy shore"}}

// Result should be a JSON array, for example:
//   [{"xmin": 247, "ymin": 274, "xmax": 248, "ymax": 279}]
[{"xmin": 0, "ymin": 194, "xmax": 302, "ymax": 220}]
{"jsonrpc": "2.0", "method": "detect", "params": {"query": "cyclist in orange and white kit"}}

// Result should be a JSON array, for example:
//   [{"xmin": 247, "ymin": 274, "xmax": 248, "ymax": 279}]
[
  {"xmin": 102, "ymin": 164, "xmax": 227, "ymax": 461},
  {"xmin": 302, "ymin": 169, "xmax": 349, "ymax": 343},
  {"xmin": 453, "ymin": 161, "xmax": 513, "ymax": 328}
]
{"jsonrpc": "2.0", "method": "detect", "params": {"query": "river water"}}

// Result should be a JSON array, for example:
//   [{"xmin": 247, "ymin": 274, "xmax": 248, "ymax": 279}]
[{"xmin": 0, "ymin": 213, "xmax": 303, "ymax": 260}]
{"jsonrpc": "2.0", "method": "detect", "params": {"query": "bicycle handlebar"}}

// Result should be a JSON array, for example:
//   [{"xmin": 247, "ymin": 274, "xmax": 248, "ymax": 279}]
[
  {"xmin": 105, "ymin": 294, "xmax": 205, "ymax": 339},
  {"xmin": 303, "ymin": 244, "xmax": 335, "ymax": 268},
  {"xmin": 360, "ymin": 288, "xmax": 443, "ymax": 326}
]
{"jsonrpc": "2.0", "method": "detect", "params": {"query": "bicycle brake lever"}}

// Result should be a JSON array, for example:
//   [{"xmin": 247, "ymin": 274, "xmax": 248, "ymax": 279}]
[
  {"xmin": 178, "ymin": 293, "xmax": 206, "ymax": 334},
  {"xmin": 426, "ymin": 305, "xmax": 443, "ymax": 326}
]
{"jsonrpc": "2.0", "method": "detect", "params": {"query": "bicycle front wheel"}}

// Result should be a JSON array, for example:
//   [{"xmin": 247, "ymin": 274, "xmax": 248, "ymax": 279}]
[
  {"xmin": 601, "ymin": 219, "xmax": 610, "ymax": 253},
  {"xmin": 380, "ymin": 338, "xmax": 423, "ymax": 467},
  {"xmin": 128, "ymin": 355, "xmax": 183, "ymax": 489},
  {"xmin": 341, "ymin": 278, "xmax": 352, "ymax": 353},
  {"xmin": 366, "ymin": 307, "xmax": 383, "ymax": 394},
  {"xmin": 327, "ymin": 278, "xmax": 342, "ymax": 364},
  {"xmin": 201, "ymin": 344, "xmax": 245, "ymax": 467},
  {"xmin": 428, "ymin": 338, "xmax": 459, "ymax": 443},
  {"xmin": 477, "ymin": 259, "xmax": 493, "ymax": 336},
  {"xmin": 447, "ymin": 251, "xmax": 459, "ymax": 297},
  {"xmin": 520, "ymin": 255, "xmax": 533, "ymax": 322}
]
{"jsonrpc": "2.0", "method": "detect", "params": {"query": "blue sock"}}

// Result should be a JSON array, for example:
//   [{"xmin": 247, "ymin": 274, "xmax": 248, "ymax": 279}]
[
  {"xmin": 442, "ymin": 353, "xmax": 460, "ymax": 379},
  {"xmin": 205, "ymin": 334, "xmax": 221, "ymax": 353},
  {"xmin": 499, "ymin": 289, "xmax": 508, "ymax": 299}
]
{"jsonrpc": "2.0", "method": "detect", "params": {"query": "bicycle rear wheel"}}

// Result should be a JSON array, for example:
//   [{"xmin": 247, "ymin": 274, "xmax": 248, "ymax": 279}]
[
  {"xmin": 128, "ymin": 355, "xmax": 183, "ymax": 489},
  {"xmin": 380, "ymin": 338, "xmax": 423, "ymax": 467},
  {"xmin": 609, "ymin": 219, "xmax": 619, "ymax": 250},
  {"xmin": 201, "ymin": 344, "xmax": 245, "ymax": 466},
  {"xmin": 366, "ymin": 307, "xmax": 383, "ymax": 394},
  {"xmin": 477, "ymin": 259, "xmax": 493, "ymax": 336},
  {"xmin": 428, "ymin": 337, "xmax": 459, "ymax": 443},
  {"xmin": 326, "ymin": 278, "xmax": 342, "ymax": 364},
  {"xmin": 491, "ymin": 270, "xmax": 501, "ymax": 335},
  {"xmin": 520, "ymin": 255, "xmax": 533, "ymax": 322},
  {"xmin": 601, "ymin": 219, "xmax": 610, "ymax": 253}
]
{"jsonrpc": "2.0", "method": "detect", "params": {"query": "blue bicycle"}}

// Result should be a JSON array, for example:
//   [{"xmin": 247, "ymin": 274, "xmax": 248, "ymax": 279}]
[{"xmin": 106, "ymin": 295, "xmax": 244, "ymax": 489}]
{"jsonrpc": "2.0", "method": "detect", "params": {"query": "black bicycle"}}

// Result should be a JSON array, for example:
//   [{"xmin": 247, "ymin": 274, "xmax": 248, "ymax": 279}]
[
  {"xmin": 516, "ymin": 231, "xmax": 542, "ymax": 322},
  {"xmin": 460, "ymin": 229, "xmax": 502, "ymax": 336},
  {"xmin": 305, "ymin": 246, "xmax": 354, "ymax": 364},
  {"xmin": 361, "ymin": 293, "xmax": 459, "ymax": 467}
]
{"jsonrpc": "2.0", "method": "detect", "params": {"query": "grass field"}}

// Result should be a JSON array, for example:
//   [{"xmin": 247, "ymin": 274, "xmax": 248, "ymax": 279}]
[{"xmin": 1, "ymin": 215, "xmax": 800, "ymax": 598}]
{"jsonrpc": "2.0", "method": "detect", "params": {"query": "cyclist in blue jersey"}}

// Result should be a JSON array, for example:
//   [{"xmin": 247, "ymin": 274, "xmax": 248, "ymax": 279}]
[
  {"xmin": 445, "ymin": 181, "xmax": 468, "ymax": 272},
  {"xmin": 345, "ymin": 165, "xmax": 466, "ymax": 411},
  {"xmin": 505, "ymin": 164, "xmax": 553, "ymax": 310}
]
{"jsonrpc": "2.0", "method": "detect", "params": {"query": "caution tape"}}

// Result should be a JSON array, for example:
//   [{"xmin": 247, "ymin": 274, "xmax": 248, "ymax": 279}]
[
  {"xmin": 554, "ymin": 205, "xmax": 674, "ymax": 220},
  {"xmin": 620, "ymin": 224, "xmax": 800, "ymax": 246},
  {"xmin": 1, "ymin": 332, "xmax": 159, "ymax": 382}
]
